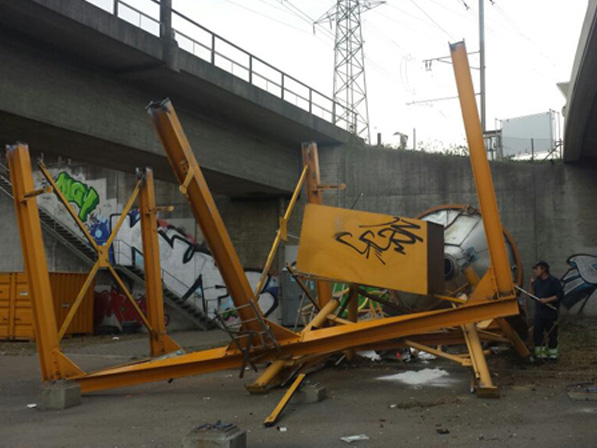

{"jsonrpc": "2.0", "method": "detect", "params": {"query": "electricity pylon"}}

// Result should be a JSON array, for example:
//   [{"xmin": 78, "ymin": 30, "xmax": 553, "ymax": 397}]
[{"xmin": 316, "ymin": 1, "xmax": 384, "ymax": 143}]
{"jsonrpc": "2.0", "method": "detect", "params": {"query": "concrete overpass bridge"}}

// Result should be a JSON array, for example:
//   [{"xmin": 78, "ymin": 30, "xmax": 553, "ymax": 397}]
[
  {"xmin": 0, "ymin": 0, "xmax": 355, "ymax": 196},
  {"xmin": 564, "ymin": 0, "xmax": 597, "ymax": 162}
]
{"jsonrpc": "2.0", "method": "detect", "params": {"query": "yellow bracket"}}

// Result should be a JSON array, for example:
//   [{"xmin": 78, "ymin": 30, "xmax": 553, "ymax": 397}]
[
  {"xmin": 278, "ymin": 216, "xmax": 288, "ymax": 242},
  {"xmin": 315, "ymin": 182, "xmax": 346, "ymax": 191},
  {"xmin": 21, "ymin": 185, "xmax": 52, "ymax": 201},
  {"xmin": 155, "ymin": 205, "xmax": 174, "ymax": 213},
  {"xmin": 179, "ymin": 168, "xmax": 194, "ymax": 195}
]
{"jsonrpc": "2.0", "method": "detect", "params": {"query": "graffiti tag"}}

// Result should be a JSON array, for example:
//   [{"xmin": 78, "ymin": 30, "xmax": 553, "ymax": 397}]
[
  {"xmin": 335, "ymin": 217, "xmax": 423, "ymax": 265},
  {"xmin": 55, "ymin": 171, "xmax": 100, "ymax": 221},
  {"xmin": 561, "ymin": 253, "xmax": 597, "ymax": 314}
]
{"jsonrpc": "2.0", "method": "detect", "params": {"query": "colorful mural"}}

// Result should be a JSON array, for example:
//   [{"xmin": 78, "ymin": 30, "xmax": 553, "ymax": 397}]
[
  {"xmin": 111, "ymin": 213, "xmax": 279, "ymax": 323},
  {"xmin": 54, "ymin": 171, "xmax": 100, "ymax": 221},
  {"xmin": 561, "ymin": 254, "xmax": 597, "ymax": 314},
  {"xmin": 34, "ymin": 167, "xmax": 280, "ymax": 329}
]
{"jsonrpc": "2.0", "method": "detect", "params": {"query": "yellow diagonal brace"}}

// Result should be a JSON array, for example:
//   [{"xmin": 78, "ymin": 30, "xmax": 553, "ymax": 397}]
[
  {"xmin": 38, "ymin": 162, "xmax": 99, "ymax": 252},
  {"xmin": 105, "ymin": 180, "xmax": 141, "ymax": 249},
  {"xmin": 106, "ymin": 264, "xmax": 155, "ymax": 336},
  {"xmin": 404, "ymin": 339, "xmax": 471, "ymax": 366},
  {"xmin": 264, "ymin": 372, "xmax": 306, "ymax": 427},
  {"xmin": 57, "ymin": 262, "xmax": 100, "ymax": 340},
  {"xmin": 254, "ymin": 165, "xmax": 308, "ymax": 298}
]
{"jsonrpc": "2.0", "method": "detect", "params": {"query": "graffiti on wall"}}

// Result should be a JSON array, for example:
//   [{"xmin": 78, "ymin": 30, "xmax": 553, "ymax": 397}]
[
  {"xmin": 111, "ymin": 213, "xmax": 279, "ymax": 324},
  {"xmin": 34, "ymin": 167, "xmax": 280, "ymax": 328},
  {"xmin": 561, "ymin": 254, "xmax": 597, "ymax": 314},
  {"xmin": 35, "ymin": 167, "xmax": 116, "ymax": 246},
  {"xmin": 54, "ymin": 171, "xmax": 100, "ymax": 221}
]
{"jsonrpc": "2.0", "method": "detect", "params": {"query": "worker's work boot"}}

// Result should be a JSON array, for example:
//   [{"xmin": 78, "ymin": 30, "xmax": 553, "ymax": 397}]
[
  {"xmin": 547, "ymin": 347, "xmax": 559, "ymax": 360},
  {"xmin": 534, "ymin": 346, "xmax": 546, "ymax": 359}
]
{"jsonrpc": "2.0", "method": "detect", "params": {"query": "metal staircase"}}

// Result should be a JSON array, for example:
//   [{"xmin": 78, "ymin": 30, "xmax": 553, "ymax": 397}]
[
  {"xmin": 117, "ymin": 263, "xmax": 215, "ymax": 330},
  {"xmin": 0, "ymin": 163, "xmax": 214, "ymax": 330}
]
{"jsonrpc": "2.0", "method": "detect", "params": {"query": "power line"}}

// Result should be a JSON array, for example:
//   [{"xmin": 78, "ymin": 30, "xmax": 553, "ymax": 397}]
[
  {"xmin": 220, "ymin": 0, "xmax": 309, "ymax": 34},
  {"xmin": 408, "ymin": 0, "xmax": 456, "ymax": 40}
]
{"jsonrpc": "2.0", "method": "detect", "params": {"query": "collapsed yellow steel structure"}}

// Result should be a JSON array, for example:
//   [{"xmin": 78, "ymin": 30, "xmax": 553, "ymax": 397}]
[{"xmin": 7, "ymin": 41, "xmax": 526, "ymax": 400}]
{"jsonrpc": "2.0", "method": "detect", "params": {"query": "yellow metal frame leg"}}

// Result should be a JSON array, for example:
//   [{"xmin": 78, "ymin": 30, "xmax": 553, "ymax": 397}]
[
  {"xmin": 301, "ymin": 142, "xmax": 333, "ymax": 308},
  {"xmin": 147, "ymin": 99, "xmax": 295, "ymax": 341},
  {"xmin": 138, "ymin": 168, "xmax": 182, "ymax": 356},
  {"xmin": 7, "ymin": 144, "xmax": 84, "ymax": 381}
]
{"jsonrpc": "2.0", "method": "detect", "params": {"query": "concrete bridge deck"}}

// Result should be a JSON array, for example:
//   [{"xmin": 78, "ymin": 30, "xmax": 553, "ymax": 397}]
[{"xmin": 0, "ymin": 0, "xmax": 354, "ymax": 196}]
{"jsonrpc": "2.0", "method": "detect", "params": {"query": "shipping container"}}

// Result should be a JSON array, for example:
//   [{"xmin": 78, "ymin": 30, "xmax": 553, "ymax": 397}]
[{"xmin": 0, "ymin": 272, "xmax": 94, "ymax": 341}]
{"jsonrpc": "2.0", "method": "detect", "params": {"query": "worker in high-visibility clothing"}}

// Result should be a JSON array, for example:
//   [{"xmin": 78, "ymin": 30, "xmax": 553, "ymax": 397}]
[{"xmin": 530, "ymin": 261, "xmax": 564, "ymax": 360}]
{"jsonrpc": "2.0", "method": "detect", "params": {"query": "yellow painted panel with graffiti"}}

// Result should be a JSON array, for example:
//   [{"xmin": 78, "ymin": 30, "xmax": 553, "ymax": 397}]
[{"xmin": 296, "ymin": 204, "xmax": 444, "ymax": 296}]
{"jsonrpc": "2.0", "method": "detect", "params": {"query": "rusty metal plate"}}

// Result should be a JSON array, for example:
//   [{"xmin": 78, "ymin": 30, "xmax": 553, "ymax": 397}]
[{"xmin": 296, "ymin": 204, "xmax": 444, "ymax": 295}]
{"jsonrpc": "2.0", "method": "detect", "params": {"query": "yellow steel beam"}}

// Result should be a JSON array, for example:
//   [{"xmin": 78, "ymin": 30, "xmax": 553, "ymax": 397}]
[
  {"xmin": 7, "ymin": 144, "xmax": 84, "ymax": 381},
  {"xmin": 105, "ymin": 180, "xmax": 141, "ymax": 249},
  {"xmin": 147, "ymin": 99, "xmax": 295, "ymax": 341},
  {"xmin": 450, "ymin": 41, "xmax": 514, "ymax": 297},
  {"xmin": 404, "ymin": 340, "xmax": 471, "ymax": 366},
  {"xmin": 264, "ymin": 373, "xmax": 306, "ymax": 427},
  {"xmin": 495, "ymin": 318, "xmax": 530, "ymax": 357},
  {"xmin": 106, "ymin": 264, "xmax": 155, "ymax": 336},
  {"xmin": 254, "ymin": 165, "xmax": 308, "ymax": 298},
  {"xmin": 301, "ymin": 142, "xmax": 333, "ymax": 308},
  {"xmin": 461, "ymin": 322, "xmax": 498, "ymax": 397},
  {"xmin": 138, "ymin": 168, "xmax": 182, "ymax": 356},
  {"xmin": 327, "ymin": 314, "xmax": 353, "ymax": 325},
  {"xmin": 245, "ymin": 359, "xmax": 290, "ymax": 394},
  {"xmin": 303, "ymin": 298, "xmax": 340, "ymax": 332},
  {"xmin": 433, "ymin": 294, "xmax": 468, "ymax": 305},
  {"xmin": 72, "ymin": 297, "xmax": 518, "ymax": 393},
  {"xmin": 38, "ymin": 161, "xmax": 99, "ymax": 252}
]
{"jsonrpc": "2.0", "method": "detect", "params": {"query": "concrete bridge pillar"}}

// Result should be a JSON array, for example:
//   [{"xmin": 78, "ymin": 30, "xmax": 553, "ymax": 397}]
[{"xmin": 159, "ymin": 0, "xmax": 179, "ymax": 72}]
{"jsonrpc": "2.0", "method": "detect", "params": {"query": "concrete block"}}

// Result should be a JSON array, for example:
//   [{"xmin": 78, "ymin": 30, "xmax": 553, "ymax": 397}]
[
  {"xmin": 182, "ymin": 422, "xmax": 246, "ymax": 448},
  {"xmin": 293, "ymin": 383, "xmax": 327, "ymax": 404},
  {"xmin": 39, "ymin": 381, "xmax": 81, "ymax": 410}
]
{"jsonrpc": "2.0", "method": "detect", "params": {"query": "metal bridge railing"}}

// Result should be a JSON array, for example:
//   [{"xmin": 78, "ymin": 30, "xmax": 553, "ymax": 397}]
[{"xmin": 84, "ymin": 0, "xmax": 356, "ymax": 132}]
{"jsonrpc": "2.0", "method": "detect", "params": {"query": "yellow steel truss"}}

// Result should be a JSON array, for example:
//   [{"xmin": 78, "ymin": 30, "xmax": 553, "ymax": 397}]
[{"xmin": 6, "ymin": 40, "xmax": 529, "ymax": 405}]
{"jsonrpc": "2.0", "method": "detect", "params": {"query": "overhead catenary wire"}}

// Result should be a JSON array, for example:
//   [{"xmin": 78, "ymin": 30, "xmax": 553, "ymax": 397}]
[
  {"xmin": 220, "ymin": 0, "xmax": 310, "ymax": 34},
  {"xmin": 408, "ymin": 0, "xmax": 456, "ymax": 41}
]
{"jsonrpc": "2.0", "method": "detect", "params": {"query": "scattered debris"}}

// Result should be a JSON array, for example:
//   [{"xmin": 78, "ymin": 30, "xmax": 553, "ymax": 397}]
[
  {"xmin": 340, "ymin": 434, "xmax": 370, "ymax": 443},
  {"xmin": 436, "ymin": 428, "xmax": 450, "ymax": 435},
  {"xmin": 378, "ymin": 368, "xmax": 455, "ymax": 387},
  {"xmin": 195, "ymin": 421, "xmax": 236, "ymax": 432},
  {"xmin": 416, "ymin": 351, "xmax": 437, "ymax": 361},
  {"xmin": 277, "ymin": 426, "xmax": 288, "ymax": 432},
  {"xmin": 112, "ymin": 336, "xmax": 120, "ymax": 341},
  {"xmin": 357, "ymin": 350, "xmax": 381, "ymax": 361},
  {"xmin": 26, "ymin": 403, "xmax": 36, "ymax": 409},
  {"xmin": 567, "ymin": 382, "xmax": 597, "ymax": 401}
]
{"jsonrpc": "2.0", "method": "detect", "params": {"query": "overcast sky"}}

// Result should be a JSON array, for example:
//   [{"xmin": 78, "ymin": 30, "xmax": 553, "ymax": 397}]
[{"xmin": 93, "ymin": 0, "xmax": 589, "ymax": 149}]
